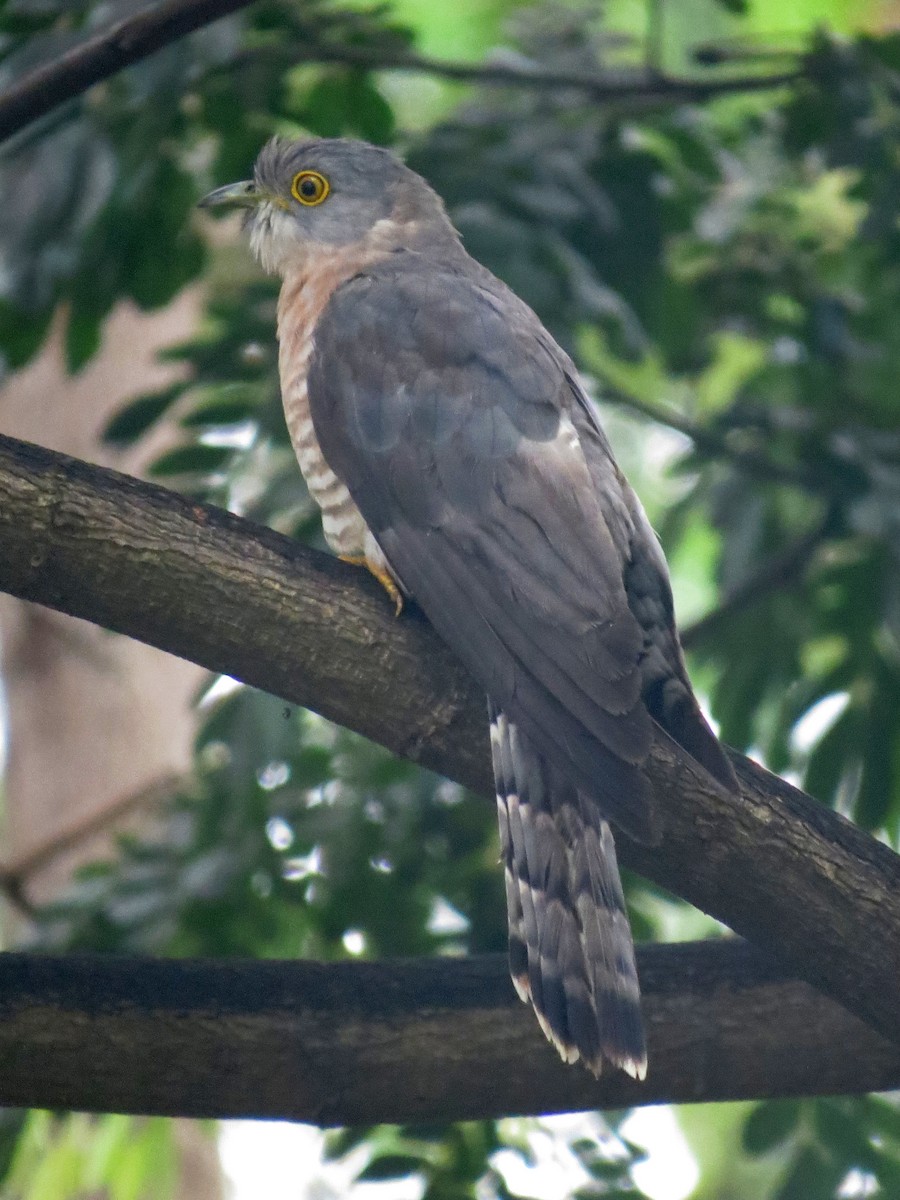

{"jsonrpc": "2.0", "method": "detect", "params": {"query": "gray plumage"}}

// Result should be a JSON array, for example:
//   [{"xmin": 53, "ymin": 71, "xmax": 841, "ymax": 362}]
[
  {"xmin": 202, "ymin": 136, "xmax": 739, "ymax": 1079},
  {"xmin": 490, "ymin": 702, "xmax": 644, "ymax": 1074}
]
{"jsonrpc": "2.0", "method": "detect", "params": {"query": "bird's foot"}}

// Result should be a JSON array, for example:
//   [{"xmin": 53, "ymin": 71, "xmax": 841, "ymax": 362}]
[{"xmin": 340, "ymin": 554, "xmax": 404, "ymax": 615}]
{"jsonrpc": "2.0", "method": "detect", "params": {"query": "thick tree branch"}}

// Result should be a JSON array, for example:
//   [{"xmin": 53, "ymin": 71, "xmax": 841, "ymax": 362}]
[
  {"xmin": 1, "ymin": 433, "xmax": 900, "ymax": 1052},
  {"xmin": 0, "ymin": 0, "xmax": 800, "ymax": 145},
  {"xmin": 0, "ymin": 942, "xmax": 897, "ymax": 1122}
]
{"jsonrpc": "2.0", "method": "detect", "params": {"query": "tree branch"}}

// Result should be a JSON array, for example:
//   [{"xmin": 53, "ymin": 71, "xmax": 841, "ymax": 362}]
[
  {"xmin": 242, "ymin": 44, "xmax": 800, "ymax": 104},
  {"xmin": 0, "ymin": 0, "xmax": 256, "ymax": 144},
  {"xmin": 1, "ymin": 432, "xmax": 899, "ymax": 1052},
  {"xmin": 0, "ymin": 0, "xmax": 800, "ymax": 145},
  {"xmin": 0, "ymin": 942, "xmax": 897, "ymax": 1122}
]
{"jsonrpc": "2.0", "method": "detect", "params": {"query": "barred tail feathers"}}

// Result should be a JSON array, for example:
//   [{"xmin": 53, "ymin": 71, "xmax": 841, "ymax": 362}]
[{"xmin": 489, "ymin": 702, "xmax": 646, "ymax": 1080}]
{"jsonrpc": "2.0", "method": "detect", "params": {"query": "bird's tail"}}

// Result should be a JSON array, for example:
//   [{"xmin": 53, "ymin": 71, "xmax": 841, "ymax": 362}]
[{"xmin": 489, "ymin": 702, "xmax": 646, "ymax": 1079}]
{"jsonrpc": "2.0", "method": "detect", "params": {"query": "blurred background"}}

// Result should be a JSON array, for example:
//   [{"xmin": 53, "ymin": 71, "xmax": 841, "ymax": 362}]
[{"xmin": 1, "ymin": 0, "xmax": 899, "ymax": 1195}]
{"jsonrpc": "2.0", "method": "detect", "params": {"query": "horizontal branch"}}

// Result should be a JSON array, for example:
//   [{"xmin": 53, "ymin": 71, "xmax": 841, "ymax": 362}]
[
  {"xmin": 0, "ymin": 943, "xmax": 897, "ymax": 1122},
  {"xmin": 0, "ymin": 0, "xmax": 800, "ymax": 145},
  {"xmin": 255, "ymin": 43, "xmax": 800, "ymax": 103},
  {"xmin": 1, "ymin": 433, "xmax": 900, "ymax": 1058}
]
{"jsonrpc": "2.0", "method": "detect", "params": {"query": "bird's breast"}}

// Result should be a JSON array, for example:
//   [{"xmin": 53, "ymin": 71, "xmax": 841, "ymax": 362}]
[{"xmin": 277, "ymin": 265, "xmax": 372, "ymax": 557}]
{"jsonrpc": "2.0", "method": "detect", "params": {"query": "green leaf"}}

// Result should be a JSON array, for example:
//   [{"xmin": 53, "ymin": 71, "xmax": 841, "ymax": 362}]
[
  {"xmin": 695, "ymin": 332, "xmax": 767, "ymax": 415},
  {"xmin": 854, "ymin": 663, "xmax": 900, "ymax": 831},
  {"xmin": 0, "ymin": 301, "xmax": 53, "ymax": 370},
  {"xmin": 103, "ymin": 387, "xmax": 185, "ymax": 445},
  {"xmin": 292, "ymin": 746, "xmax": 336, "ymax": 789},
  {"xmin": 65, "ymin": 305, "xmax": 103, "ymax": 372},
  {"xmin": 358, "ymin": 1153, "xmax": 425, "ymax": 1181},
  {"xmin": 774, "ymin": 1142, "xmax": 845, "ymax": 1200},
  {"xmin": 180, "ymin": 396, "xmax": 258, "ymax": 427},
  {"xmin": 297, "ymin": 71, "xmax": 395, "ymax": 143},
  {"xmin": 862, "ymin": 1095, "xmax": 900, "ymax": 1141},
  {"xmin": 742, "ymin": 1100, "xmax": 801, "ymax": 1155},
  {"xmin": 803, "ymin": 707, "xmax": 860, "ymax": 808},
  {"xmin": 324, "ymin": 1126, "xmax": 374, "ymax": 1159},
  {"xmin": 149, "ymin": 444, "xmax": 232, "ymax": 476},
  {"xmin": 814, "ymin": 1099, "xmax": 880, "ymax": 1168},
  {"xmin": 121, "ymin": 160, "xmax": 207, "ymax": 310},
  {"xmin": 22, "ymin": 1134, "xmax": 82, "ymax": 1200}
]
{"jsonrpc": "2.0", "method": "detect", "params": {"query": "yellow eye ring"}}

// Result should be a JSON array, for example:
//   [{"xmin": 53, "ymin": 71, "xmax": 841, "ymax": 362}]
[{"xmin": 291, "ymin": 170, "xmax": 330, "ymax": 206}]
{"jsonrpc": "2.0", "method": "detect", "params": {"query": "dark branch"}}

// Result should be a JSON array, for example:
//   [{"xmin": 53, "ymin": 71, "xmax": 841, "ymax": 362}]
[
  {"xmin": 248, "ymin": 43, "xmax": 800, "ymax": 103},
  {"xmin": 0, "ymin": 0, "xmax": 256, "ymax": 144},
  {"xmin": 0, "ymin": 942, "xmax": 897, "ymax": 1122},
  {"xmin": 0, "ymin": 0, "xmax": 800, "ymax": 145},
  {"xmin": 1, "ymin": 433, "xmax": 900, "ymax": 1053}
]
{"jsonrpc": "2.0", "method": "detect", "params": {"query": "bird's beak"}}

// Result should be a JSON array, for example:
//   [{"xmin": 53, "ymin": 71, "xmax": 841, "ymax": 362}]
[{"xmin": 197, "ymin": 180, "xmax": 262, "ymax": 210}]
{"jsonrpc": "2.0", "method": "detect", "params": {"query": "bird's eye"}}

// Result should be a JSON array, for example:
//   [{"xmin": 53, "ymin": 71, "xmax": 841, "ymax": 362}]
[{"xmin": 291, "ymin": 170, "xmax": 330, "ymax": 207}]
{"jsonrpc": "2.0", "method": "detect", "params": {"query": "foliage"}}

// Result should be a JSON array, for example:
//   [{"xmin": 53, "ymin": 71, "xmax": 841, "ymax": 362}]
[
  {"xmin": 35, "ymin": 688, "xmax": 504, "ymax": 962},
  {"xmin": 325, "ymin": 1114, "xmax": 648, "ymax": 1198},
  {"xmin": 4, "ymin": 1111, "xmax": 177, "ymax": 1200},
  {"xmin": 739, "ymin": 1097, "xmax": 900, "ymax": 1199},
  {"xmin": 2, "ymin": 0, "xmax": 900, "ymax": 1197},
  {"xmin": 0, "ymin": 0, "xmax": 411, "ymax": 371}
]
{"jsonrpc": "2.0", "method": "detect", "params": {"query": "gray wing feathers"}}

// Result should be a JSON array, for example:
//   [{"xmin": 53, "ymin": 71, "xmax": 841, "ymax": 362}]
[
  {"xmin": 623, "ymin": 499, "xmax": 739, "ymax": 791},
  {"xmin": 310, "ymin": 260, "xmax": 659, "ymax": 841},
  {"xmin": 569, "ymin": 376, "xmax": 739, "ymax": 793},
  {"xmin": 376, "ymin": 519, "xmax": 656, "ymax": 841}
]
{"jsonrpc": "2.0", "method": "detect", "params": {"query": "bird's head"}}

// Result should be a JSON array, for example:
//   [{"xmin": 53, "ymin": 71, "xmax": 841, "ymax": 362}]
[{"xmin": 198, "ymin": 137, "xmax": 457, "ymax": 276}]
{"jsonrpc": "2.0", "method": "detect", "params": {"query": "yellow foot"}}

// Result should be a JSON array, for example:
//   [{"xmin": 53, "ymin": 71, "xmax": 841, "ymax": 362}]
[{"xmin": 339, "ymin": 554, "xmax": 404, "ymax": 615}]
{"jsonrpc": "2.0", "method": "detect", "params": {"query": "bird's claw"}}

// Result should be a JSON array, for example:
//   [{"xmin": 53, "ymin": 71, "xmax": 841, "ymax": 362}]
[{"xmin": 340, "ymin": 554, "xmax": 404, "ymax": 615}]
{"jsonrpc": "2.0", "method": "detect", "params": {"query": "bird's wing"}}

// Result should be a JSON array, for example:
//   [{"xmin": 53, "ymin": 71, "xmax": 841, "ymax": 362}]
[
  {"xmin": 566, "ymin": 372, "xmax": 739, "ymax": 794},
  {"xmin": 308, "ymin": 259, "xmax": 658, "ymax": 842}
]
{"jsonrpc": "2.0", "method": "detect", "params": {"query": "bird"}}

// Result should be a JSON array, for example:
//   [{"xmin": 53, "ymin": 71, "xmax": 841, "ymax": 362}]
[{"xmin": 199, "ymin": 137, "xmax": 738, "ymax": 1080}]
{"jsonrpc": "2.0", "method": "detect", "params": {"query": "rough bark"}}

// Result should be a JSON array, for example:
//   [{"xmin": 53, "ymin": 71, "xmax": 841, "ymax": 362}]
[
  {"xmin": 1, "ymin": 432, "xmax": 899, "ymax": 1054},
  {"xmin": 0, "ymin": 942, "xmax": 895, "ymax": 1123}
]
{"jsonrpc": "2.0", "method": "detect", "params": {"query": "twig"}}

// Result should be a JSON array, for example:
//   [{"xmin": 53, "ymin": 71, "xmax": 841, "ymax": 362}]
[
  {"xmin": 693, "ymin": 35, "xmax": 807, "ymax": 67},
  {"xmin": 0, "ymin": 772, "xmax": 181, "ymax": 900},
  {"xmin": 0, "ymin": 876, "xmax": 35, "ymax": 918},
  {"xmin": 0, "ymin": 0, "xmax": 802, "ymax": 145},
  {"xmin": 258, "ymin": 42, "xmax": 799, "ymax": 101}
]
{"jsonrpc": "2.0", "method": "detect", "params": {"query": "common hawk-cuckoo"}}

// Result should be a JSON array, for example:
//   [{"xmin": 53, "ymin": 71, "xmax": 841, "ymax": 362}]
[{"xmin": 200, "ymin": 137, "xmax": 738, "ymax": 1080}]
